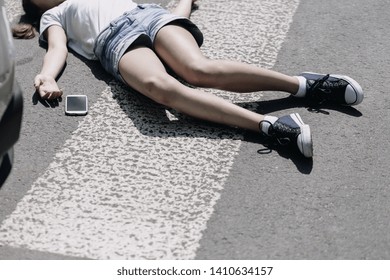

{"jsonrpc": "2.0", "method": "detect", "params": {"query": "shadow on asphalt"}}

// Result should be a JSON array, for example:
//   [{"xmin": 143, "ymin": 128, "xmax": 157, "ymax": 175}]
[
  {"xmin": 254, "ymin": 96, "xmax": 363, "ymax": 118},
  {"xmin": 244, "ymin": 130, "xmax": 314, "ymax": 175},
  {"xmin": 32, "ymin": 92, "xmax": 62, "ymax": 108}
]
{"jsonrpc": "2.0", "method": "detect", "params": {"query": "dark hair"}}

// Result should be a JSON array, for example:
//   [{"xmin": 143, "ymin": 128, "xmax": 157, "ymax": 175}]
[{"xmin": 12, "ymin": 0, "xmax": 42, "ymax": 39}]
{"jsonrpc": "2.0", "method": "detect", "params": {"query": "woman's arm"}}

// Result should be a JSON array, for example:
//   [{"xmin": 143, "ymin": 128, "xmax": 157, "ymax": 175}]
[
  {"xmin": 172, "ymin": 0, "xmax": 198, "ymax": 18},
  {"xmin": 34, "ymin": 25, "xmax": 68, "ymax": 100}
]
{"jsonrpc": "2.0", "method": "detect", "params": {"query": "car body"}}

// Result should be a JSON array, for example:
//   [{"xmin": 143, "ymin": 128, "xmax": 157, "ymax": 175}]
[{"xmin": 0, "ymin": 0, "xmax": 23, "ymax": 187}]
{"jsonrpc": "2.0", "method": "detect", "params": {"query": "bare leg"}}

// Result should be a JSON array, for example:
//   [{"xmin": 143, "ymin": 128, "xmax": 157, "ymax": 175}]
[
  {"xmin": 118, "ymin": 47, "xmax": 264, "ymax": 132},
  {"xmin": 154, "ymin": 24, "xmax": 300, "ymax": 94}
]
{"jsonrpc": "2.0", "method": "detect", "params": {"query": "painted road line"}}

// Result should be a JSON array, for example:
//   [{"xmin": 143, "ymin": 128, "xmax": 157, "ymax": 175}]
[{"xmin": 0, "ymin": 0, "xmax": 300, "ymax": 259}]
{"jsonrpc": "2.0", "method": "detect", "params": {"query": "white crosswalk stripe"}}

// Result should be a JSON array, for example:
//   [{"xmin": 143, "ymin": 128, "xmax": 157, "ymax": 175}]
[{"xmin": 0, "ymin": 0, "xmax": 299, "ymax": 259}]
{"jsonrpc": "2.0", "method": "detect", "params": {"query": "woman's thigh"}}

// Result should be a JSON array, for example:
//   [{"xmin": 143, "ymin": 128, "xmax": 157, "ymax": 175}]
[
  {"xmin": 118, "ymin": 46, "xmax": 184, "ymax": 105},
  {"xmin": 154, "ymin": 24, "xmax": 207, "ymax": 77}
]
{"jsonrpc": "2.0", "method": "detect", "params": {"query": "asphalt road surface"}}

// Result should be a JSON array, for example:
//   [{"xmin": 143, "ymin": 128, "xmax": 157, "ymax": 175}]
[{"xmin": 0, "ymin": 0, "xmax": 389, "ymax": 260}]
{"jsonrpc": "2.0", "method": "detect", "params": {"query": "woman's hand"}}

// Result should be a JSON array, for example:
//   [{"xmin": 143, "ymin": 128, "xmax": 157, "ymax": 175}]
[{"xmin": 34, "ymin": 74, "xmax": 63, "ymax": 100}]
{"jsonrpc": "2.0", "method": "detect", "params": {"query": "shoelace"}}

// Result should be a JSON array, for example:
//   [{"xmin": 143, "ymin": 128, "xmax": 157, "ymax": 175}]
[
  {"xmin": 258, "ymin": 120, "xmax": 292, "ymax": 154},
  {"xmin": 306, "ymin": 74, "xmax": 331, "ymax": 106},
  {"xmin": 305, "ymin": 74, "xmax": 332, "ymax": 114}
]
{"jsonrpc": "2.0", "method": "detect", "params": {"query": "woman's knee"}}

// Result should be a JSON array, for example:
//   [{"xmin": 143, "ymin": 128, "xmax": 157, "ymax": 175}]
[
  {"xmin": 181, "ymin": 59, "xmax": 222, "ymax": 88},
  {"xmin": 139, "ymin": 74, "xmax": 178, "ymax": 107}
]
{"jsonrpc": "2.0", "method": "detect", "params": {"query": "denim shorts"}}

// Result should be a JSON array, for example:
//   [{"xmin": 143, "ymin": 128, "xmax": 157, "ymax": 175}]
[{"xmin": 94, "ymin": 4, "xmax": 204, "ymax": 83}]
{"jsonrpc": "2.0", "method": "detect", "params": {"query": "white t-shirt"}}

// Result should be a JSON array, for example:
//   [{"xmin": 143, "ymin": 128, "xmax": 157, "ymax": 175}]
[{"xmin": 40, "ymin": 0, "xmax": 137, "ymax": 60}]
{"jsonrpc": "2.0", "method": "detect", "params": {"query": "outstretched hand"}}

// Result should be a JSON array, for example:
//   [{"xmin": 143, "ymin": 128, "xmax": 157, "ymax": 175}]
[{"xmin": 34, "ymin": 74, "xmax": 63, "ymax": 100}]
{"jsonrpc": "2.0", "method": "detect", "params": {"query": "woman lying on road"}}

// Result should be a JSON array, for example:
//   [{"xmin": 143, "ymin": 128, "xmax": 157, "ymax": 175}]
[{"xmin": 13, "ymin": 0, "xmax": 364, "ymax": 158}]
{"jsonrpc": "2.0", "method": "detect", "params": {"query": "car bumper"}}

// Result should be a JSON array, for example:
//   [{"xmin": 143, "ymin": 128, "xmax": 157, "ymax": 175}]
[{"xmin": 0, "ymin": 80, "xmax": 23, "ymax": 186}]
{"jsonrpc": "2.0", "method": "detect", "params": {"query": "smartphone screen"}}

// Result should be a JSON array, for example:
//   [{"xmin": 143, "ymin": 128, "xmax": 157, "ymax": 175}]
[{"xmin": 65, "ymin": 95, "xmax": 88, "ymax": 115}]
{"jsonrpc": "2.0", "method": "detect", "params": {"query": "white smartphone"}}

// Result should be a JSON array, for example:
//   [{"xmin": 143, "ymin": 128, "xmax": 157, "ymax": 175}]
[{"xmin": 65, "ymin": 95, "xmax": 88, "ymax": 116}]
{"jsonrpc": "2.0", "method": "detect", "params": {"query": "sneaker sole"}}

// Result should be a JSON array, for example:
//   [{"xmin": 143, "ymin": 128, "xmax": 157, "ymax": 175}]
[
  {"xmin": 290, "ymin": 113, "xmax": 313, "ymax": 158},
  {"xmin": 301, "ymin": 72, "xmax": 364, "ymax": 105}
]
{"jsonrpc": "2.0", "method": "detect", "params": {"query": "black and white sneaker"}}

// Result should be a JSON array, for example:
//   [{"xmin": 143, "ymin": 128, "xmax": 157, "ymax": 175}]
[
  {"xmin": 260, "ymin": 113, "xmax": 313, "ymax": 158},
  {"xmin": 301, "ymin": 72, "xmax": 364, "ymax": 106}
]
